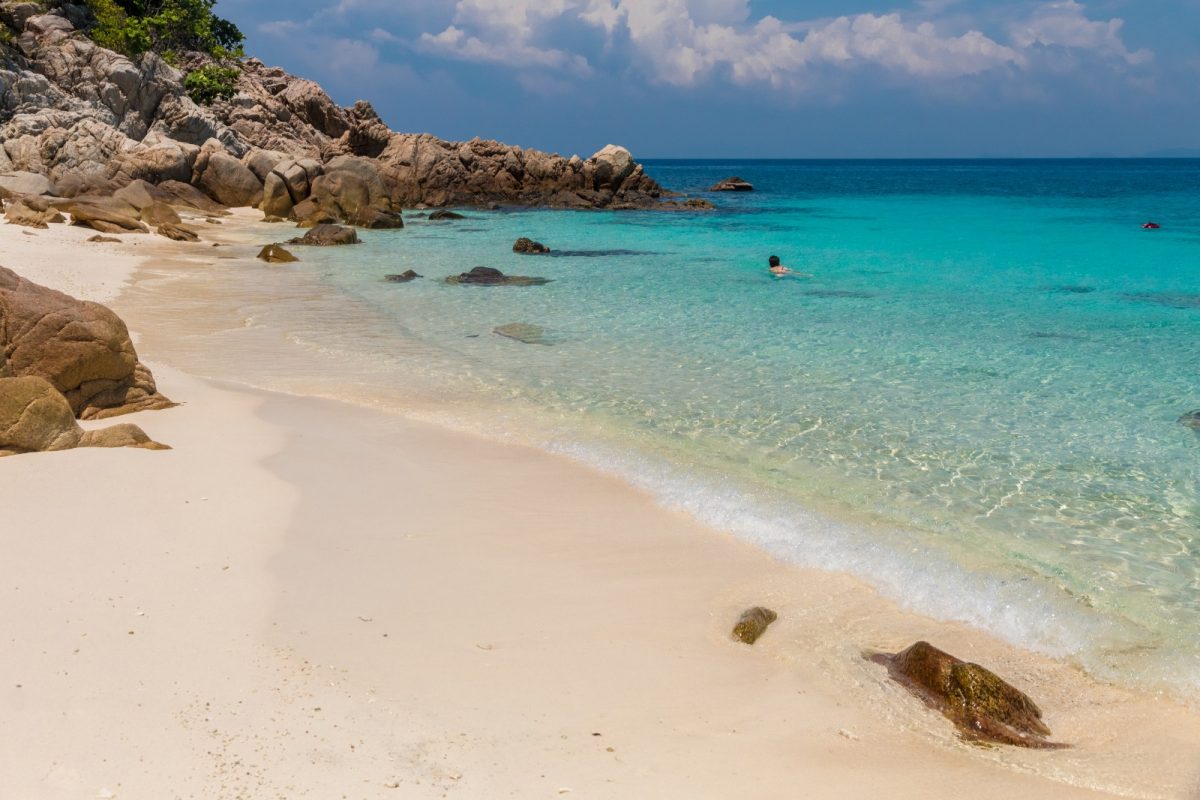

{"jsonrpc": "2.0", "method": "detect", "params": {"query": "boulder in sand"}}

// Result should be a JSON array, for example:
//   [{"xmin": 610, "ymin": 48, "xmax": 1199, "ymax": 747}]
[
  {"xmin": 197, "ymin": 152, "xmax": 264, "ymax": 208},
  {"xmin": 156, "ymin": 223, "xmax": 199, "ymax": 242},
  {"xmin": 0, "ymin": 267, "xmax": 174, "ymax": 419},
  {"xmin": 5, "ymin": 200, "xmax": 64, "ymax": 228},
  {"xmin": 0, "ymin": 376, "xmax": 167, "ymax": 456},
  {"xmin": 287, "ymin": 223, "xmax": 359, "ymax": 246},
  {"xmin": 868, "ymin": 641, "xmax": 1066, "ymax": 749},
  {"xmin": 446, "ymin": 267, "xmax": 550, "ymax": 287},
  {"xmin": 513, "ymin": 237, "xmax": 550, "ymax": 254},
  {"xmin": 710, "ymin": 176, "xmax": 754, "ymax": 192},
  {"xmin": 258, "ymin": 244, "xmax": 298, "ymax": 263},
  {"xmin": 66, "ymin": 198, "xmax": 148, "ymax": 234}
]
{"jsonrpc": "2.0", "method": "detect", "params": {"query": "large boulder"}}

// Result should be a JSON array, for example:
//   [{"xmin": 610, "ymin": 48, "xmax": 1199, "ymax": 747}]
[
  {"xmin": 156, "ymin": 180, "xmax": 230, "ymax": 215},
  {"xmin": 286, "ymin": 223, "xmax": 359, "ymax": 246},
  {"xmin": 869, "ymin": 641, "xmax": 1065, "ymax": 749},
  {"xmin": 0, "ymin": 171, "xmax": 54, "ymax": 200},
  {"xmin": 0, "ymin": 375, "xmax": 168, "ymax": 456},
  {"xmin": 196, "ymin": 150, "xmax": 264, "ymax": 208},
  {"xmin": 66, "ymin": 197, "xmax": 149, "ymax": 233},
  {"xmin": 5, "ymin": 199, "xmax": 64, "ymax": 228},
  {"xmin": 446, "ymin": 267, "xmax": 550, "ymax": 287},
  {"xmin": 589, "ymin": 144, "xmax": 636, "ymax": 190},
  {"xmin": 0, "ymin": 267, "xmax": 174, "ymax": 419},
  {"xmin": 308, "ymin": 155, "xmax": 403, "ymax": 228}
]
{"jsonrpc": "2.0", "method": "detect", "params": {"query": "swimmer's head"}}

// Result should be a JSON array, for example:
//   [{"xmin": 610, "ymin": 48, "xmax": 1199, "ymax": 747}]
[{"xmin": 768, "ymin": 255, "xmax": 780, "ymax": 267}]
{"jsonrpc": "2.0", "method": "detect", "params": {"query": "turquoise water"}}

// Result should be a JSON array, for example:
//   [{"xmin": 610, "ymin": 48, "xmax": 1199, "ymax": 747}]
[{"xmin": 251, "ymin": 160, "xmax": 1200, "ymax": 694}]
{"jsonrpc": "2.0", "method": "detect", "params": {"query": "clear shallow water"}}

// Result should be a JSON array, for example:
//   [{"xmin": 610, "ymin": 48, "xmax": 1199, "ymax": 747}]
[{"xmin": 196, "ymin": 161, "xmax": 1200, "ymax": 695}]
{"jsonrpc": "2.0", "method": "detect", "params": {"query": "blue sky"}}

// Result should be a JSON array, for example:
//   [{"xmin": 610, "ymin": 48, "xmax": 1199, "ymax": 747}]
[{"xmin": 219, "ymin": 0, "xmax": 1200, "ymax": 158}]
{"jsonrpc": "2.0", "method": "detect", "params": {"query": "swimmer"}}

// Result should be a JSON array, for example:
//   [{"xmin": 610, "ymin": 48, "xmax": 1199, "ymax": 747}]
[{"xmin": 768, "ymin": 255, "xmax": 811, "ymax": 277}]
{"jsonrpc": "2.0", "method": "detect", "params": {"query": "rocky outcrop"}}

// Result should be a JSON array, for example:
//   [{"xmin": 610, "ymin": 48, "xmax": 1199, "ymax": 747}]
[
  {"xmin": 0, "ymin": 5, "xmax": 698, "ymax": 217},
  {"xmin": 513, "ymin": 237, "xmax": 550, "ymax": 254},
  {"xmin": 0, "ymin": 375, "xmax": 167, "ymax": 456},
  {"xmin": 446, "ymin": 267, "xmax": 550, "ymax": 287},
  {"xmin": 0, "ymin": 266, "xmax": 174, "ymax": 419},
  {"xmin": 286, "ymin": 223, "xmax": 358, "ymax": 246},
  {"xmin": 869, "ymin": 641, "xmax": 1065, "ymax": 749},
  {"xmin": 731, "ymin": 607, "xmax": 777, "ymax": 644},
  {"xmin": 710, "ymin": 176, "xmax": 754, "ymax": 192}
]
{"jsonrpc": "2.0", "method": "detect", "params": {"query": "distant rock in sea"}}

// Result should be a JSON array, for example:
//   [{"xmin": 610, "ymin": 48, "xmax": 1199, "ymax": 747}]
[
  {"xmin": 447, "ymin": 267, "xmax": 550, "ymax": 287},
  {"xmin": 710, "ymin": 176, "xmax": 754, "ymax": 192}
]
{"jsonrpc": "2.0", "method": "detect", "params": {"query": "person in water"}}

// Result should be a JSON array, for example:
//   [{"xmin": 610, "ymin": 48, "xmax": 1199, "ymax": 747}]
[{"xmin": 768, "ymin": 255, "xmax": 811, "ymax": 277}]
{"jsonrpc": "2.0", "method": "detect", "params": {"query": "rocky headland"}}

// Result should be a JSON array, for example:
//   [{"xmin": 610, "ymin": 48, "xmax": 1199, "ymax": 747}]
[{"xmin": 0, "ymin": 0, "xmax": 706, "ymax": 233}]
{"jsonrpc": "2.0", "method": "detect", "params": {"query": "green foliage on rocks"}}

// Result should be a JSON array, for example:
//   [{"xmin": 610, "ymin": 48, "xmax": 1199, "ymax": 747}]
[
  {"xmin": 183, "ymin": 62, "xmax": 239, "ymax": 104},
  {"xmin": 83, "ymin": 0, "xmax": 244, "ymax": 58}
]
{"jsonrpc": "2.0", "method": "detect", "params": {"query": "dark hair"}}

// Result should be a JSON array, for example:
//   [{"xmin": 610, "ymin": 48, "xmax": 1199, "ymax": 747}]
[{"xmin": 768, "ymin": 255, "xmax": 780, "ymax": 267}]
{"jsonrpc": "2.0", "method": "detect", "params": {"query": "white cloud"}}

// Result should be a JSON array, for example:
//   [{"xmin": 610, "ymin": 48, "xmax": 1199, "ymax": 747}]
[
  {"xmin": 412, "ymin": 0, "xmax": 1151, "ymax": 90},
  {"xmin": 1010, "ymin": 0, "xmax": 1152, "ymax": 64}
]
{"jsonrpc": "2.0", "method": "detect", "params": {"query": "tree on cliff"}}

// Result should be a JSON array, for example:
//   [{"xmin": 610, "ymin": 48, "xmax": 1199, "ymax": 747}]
[{"xmin": 83, "ymin": 0, "xmax": 243, "ymax": 103}]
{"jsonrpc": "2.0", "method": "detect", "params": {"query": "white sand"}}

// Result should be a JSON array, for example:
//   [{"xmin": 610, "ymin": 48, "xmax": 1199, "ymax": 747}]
[{"xmin": 2, "ymin": 218, "xmax": 1199, "ymax": 799}]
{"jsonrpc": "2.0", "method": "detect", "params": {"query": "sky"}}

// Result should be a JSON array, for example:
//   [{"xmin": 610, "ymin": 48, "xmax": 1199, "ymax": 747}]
[{"xmin": 218, "ymin": 0, "xmax": 1200, "ymax": 159}]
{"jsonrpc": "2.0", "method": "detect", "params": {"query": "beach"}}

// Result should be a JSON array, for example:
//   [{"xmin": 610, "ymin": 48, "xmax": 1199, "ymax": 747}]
[{"xmin": 2, "ymin": 217, "xmax": 1199, "ymax": 799}]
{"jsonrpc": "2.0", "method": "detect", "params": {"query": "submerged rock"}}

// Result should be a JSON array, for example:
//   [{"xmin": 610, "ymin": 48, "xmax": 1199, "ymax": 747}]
[
  {"xmin": 287, "ymin": 223, "xmax": 359, "ymax": 246},
  {"xmin": 446, "ymin": 266, "xmax": 550, "ymax": 286},
  {"xmin": 869, "ymin": 641, "xmax": 1065, "ymax": 749},
  {"xmin": 732, "ymin": 607, "xmax": 777, "ymax": 644},
  {"xmin": 513, "ymin": 237, "xmax": 550, "ymax": 254},
  {"xmin": 710, "ymin": 176, "xmax": 754, "ymax": 192},
  {"xmin": 493, "ymin": 322, "xmax": 547, "ymax": 344},
  {"xmin": 384, "ymin": 270, "xmax": 421, "ymax": 283},
  {"xmin": 1178, "ymin": 410, "xmax": 1200, "ymax": 430},
  {"xmin": 429, "ymin": 209, "xmax": 465, "ymax": 220}
]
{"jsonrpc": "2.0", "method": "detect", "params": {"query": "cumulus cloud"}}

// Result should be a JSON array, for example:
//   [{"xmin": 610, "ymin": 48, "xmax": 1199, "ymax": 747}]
[{"xmin": 412, "ymin": 0, "xmax": 1151, "ymax": 89}]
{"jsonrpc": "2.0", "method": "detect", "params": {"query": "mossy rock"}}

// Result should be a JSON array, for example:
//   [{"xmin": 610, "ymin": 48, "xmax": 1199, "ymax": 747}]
[
  {"xmin": 870, "ymin": 641, "xmax": 1066, "ymax": 749},
  {"xmin": 731, "ymin": 606, "xmax": 777, "ymax": 645}
]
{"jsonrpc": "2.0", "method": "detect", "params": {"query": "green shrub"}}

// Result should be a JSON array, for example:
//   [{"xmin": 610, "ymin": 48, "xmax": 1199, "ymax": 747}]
[
  {"xmin": 183, "ymin": 62, "xmax": 239, "ymax": 104},
  {"xmin": 84, "ymin": 0, "xmax": 243, "ymax": 58}
]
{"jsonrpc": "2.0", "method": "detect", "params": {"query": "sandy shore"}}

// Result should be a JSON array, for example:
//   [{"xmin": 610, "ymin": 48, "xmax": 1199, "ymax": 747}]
[{"xmin": 2, "ymin": 217, "xmax": 1199, "ymax": 799}]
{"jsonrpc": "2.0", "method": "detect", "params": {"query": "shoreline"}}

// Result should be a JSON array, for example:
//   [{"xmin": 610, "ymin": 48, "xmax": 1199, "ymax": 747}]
[{"xmin": 2, "ymin": 218, "xmax": 1198, "ymax": 797}]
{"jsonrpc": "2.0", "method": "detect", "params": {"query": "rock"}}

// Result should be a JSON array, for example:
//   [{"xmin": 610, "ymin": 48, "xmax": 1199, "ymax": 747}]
[
  {"xmin": 869, "ymin": 641, "xmax": 1065, "ymax": 749},
  {"xmin": 113, "ymin": 179, "xmax": 176, "ymax": 212},
  {"xmin": 24, "ymin": 13, "xmax": 74, "ymax": 36},
  {"xmin": 0, "ymin": 375, "xmax": 84, "ymax": 454},
  {"xmin": 679, "ymin": 198, "xmax": 715, "ymax": 210},
  {"xmin": 446, "ymin": 267, "xmax": 550, "ymax": 287},
  {"xmin": 731, "ymin": 607, "xmax": 777, "ymax": 645},
  {"xmin": 428, "ymin": 209, "xmax": 465, "ymax": 220},
  {"xmin": 0, "ymin": 267, "xmax": 174, "ymax": 419},
  {"xmin": 258, "ymin": 244, "xmax": 298, "ymax": 263},
  {"xmin": 286, "ymin": 223, "xmax": 359, "ymax": 246},
  {"xmin": 140, "ymin": 202, "xmax": 181, "ymax": 226},
  {"xmin": 197, "ymin": 151, "xmax": 264, "ymax": 208},
  {"xmin": 384, "ymin": 270, "xmax": 421, "ymax": 282},
  {"xmin": 710, "ymin": 176, "xmax": 754, "ymax": 192},
  {"xmin": 66, "ymin": 198, "xmax": 149, "ymax": 233},
  {"xmin": 309, "ymin": 155, "xmax": 403, "ymax": 228},
  {"xmin": 156, "ymin": 223, "xmax": 199, "ymax": 241},
  {"xmin": 87, "ymin": 234, "xmax": 122, "ymax": 243},
  {"xmin": 493, "ymin": 322, "xmax": 547, "ymax": 344},
  {"xmin": 155, "ymin": 181, "xmax": 230, "ymax": 215},
  {"xmin": 513, "ymin": 237, "xmax": 550, "ymax": 254},
  {"xmin": 589, "ymin": 144, "xmax": 636, "ymax": 190},
  {"xmin": 5, "ymin": 199, "xmax": 64, "ymax": 228},
  {"xmin": 243, "ymin": 148, "xmax": 287, "ymax": 182},
  {"xmin": 1179, "ymin": 411, "xmax": 1200, "ymax": 430},
  {"xmin": 0, "ymin": 171, "xmax": 54, "ymax": 200},
  {"xmin": 0, "ymin": 375, "xmax": 168, "ymax": 456}
]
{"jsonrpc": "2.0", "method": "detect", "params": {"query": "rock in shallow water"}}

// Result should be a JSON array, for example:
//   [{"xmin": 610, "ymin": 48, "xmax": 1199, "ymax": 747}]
[
  {"xmin": 429, "ymin": 209, "xmax": 465, "ymax": 220},
  {"xmin": 869, "ymin": 641, "xmax": 1066, "ymax": 749},
  {"xmin": 446, "ymin": 266, "xmax": 550, "ymax": 286},
  {"xmin": 513, "ymin": 237, "xmax": 550, "ymax": 254},
  {"xmin": 287, "ymin": 223, "xmax": 360, "ymax": 246},
  {"xmin": 493, "ymin": 323, "xmax": 547, "ymax": 344},
  {"xmin": 732, "ymin": 607, "xmax": 777, "ymax": 644},
  {"xmin": 258, "ymin": 244, "xmax": 298, "ymax": 263},
  {"xmin": 384, "ymin": 270, "xmax": 421, "ymax": 283},
  {"xmin": 1178, "ymin": 410, "xmax": 1200, "ymax": 430}
]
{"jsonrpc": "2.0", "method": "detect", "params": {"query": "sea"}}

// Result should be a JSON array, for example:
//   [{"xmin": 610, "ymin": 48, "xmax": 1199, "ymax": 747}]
[{"xmin": 134, "ymin": 159, "xmax": 1200, "ymax": 699}]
